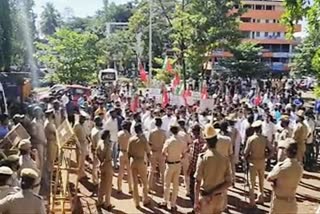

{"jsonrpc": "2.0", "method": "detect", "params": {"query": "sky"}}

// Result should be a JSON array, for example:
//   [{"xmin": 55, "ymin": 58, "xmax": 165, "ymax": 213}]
[{"xmin": 34, "ymin": 0, "xmax": 130, "ymax": 17}]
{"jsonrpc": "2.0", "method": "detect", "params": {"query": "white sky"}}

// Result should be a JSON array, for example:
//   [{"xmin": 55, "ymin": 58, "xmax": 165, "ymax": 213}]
[{"xmin": 34, "ymin": 0, "xmax": 130, "ymax": 17}]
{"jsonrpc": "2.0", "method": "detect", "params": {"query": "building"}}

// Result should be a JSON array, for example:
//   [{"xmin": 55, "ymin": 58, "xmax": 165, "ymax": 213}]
[
  {"xmin": 213, "ymin": 0, "xmax": 301, "ymax": 73},
  {"xmin": 105, "ymin": 22, "xmax": 129, "ymax": 37}
]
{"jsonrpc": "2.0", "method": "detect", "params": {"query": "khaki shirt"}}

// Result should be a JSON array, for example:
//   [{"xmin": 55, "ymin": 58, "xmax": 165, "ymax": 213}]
[
  {"xmin": 293, "ymin": 122, "xmax": 308, "ymax": 145},
  {"xmin": 128, "ymin": 134, "xmax": 151, "ymax": 160},
  {"xmin": 244, "ymin": 133, "xmax": 271, "ymax": 161},
  {"xmin": 0, "ymin": 185, "xmax": 19, "ymax": 200},
  {"xmin": 0, "ymin": 189, "xmax": 46, "ymax": 214},
  {"xmin": 267, "ymin": 158, "xmax": 303, "ymax": 198},
  {"xmin": 73, "ymin": 123, "xmax": 87, "ymax": 145},
  {"xmin": 44, "ymin": 120, "xmax": 57, "ymax": 143},
  {"xmin": 162, "ymin": 135, "xmax": 187, "ymax": 162},
  {"xmin": 195, "ymin": 149, "xmax": 232, "ymax": 192},
  {"xmin": 31, "ymin": 119, "xmax": 47, "ymax": 145},
  {"xmin": 216, "ymin": 134, "xmax": 233, "ymax": 158},
  {"xmin": 149, "ymin": 128, "xmax": 167, "ymax": 152},
  {"xmin": 276, "ymin": 127, "xmax": 292, "ymax": 142},
  {"xmin": 96, "ymin": 139, "xmax": 112, "ymax": 167},
  {"xmin": 118, "ymin": 130, "xmax": 131, "ymax": 152}
]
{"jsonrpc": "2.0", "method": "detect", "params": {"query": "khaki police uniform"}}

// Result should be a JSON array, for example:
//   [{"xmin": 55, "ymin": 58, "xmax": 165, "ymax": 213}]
[
  {"xmin": 117, "ymin": 129, "xmax": 133, "ymax": 193},
  {"xmin": 292, "ymin": 121, "xmax": 308, "ymax": 162},
  {"xmin": 244, "ymin": 124, "xmax": 272, "ymax": 206},
  {"xmin": 91, "ymin": 126, "xmax": 101, "ymax": 186},
  {"xmin": 148, "ymin": 127, "xmax": 167, "ymax": 191},
  {"xmin": 216, "ymin": 133, "xmax": 233, "ymax": 210},
  {"xmin": 96, "ymin": 139, "xmax": 113, "ymax": 207},
  {"xmin": 195, "ymin": 149, "xmax": 232, "ymax": 214},
  {"xmin": 44, "ymin": 118, "xmax": 58, "ymax": 172},
  {"xmin": 73, "ymin": 122, "xmax": 88, "ymax": 179},
  {"xmin": 267, "ymin": 157, "xmax": 303, "ymax": 214},
  {"xmin": 162, "ymin": 134, "xmax": 186, "ymax": 208},
  {"xmin": 0, "ymin": 167, "xmax": 19, "ymax": 200},
  {"xmin": 0, "ymin": 168, "xmax": 46, "ymax": 214},
  {"xmin": 128, "ymin": 134, "xmax": 151, "ymax": 207}
]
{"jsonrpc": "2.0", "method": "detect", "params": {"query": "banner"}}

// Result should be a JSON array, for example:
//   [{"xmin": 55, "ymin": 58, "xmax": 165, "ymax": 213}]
[
  {"xmin": 170, "ymin": 95, "xmax": 185, "ymax": 106},
  {"xmin": 200, "ymin": 99, "xmax": 215, "ymax": 111},
  {"xmin": 148, "ymin": 88, "xmax": 162, "ymax": 103}
]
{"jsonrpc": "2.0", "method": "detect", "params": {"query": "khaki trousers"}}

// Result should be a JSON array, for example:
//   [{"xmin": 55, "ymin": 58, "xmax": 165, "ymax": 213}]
[
  {"xmin": 131, "ymin": 160, "xmax": 149, "ymax": 206},
  {"xmin": 92, "ymin": 154, "xmax": 99, "ymax": 185},
  {"xmin": 199, "ymin": 194, "xmax": 225, "ymax": 214},
  {"xmin": 248, "ymin": 160, "xmax": 265, "ymax": 205},
  {"xmin": 47, "ymin": 141, "xmax": 58, "ymax": 172},
  {"xmin": 164, "ymin": 163, "xmax": 181, "ymax": 207},
  {"xmin": 297, "ymin": 143, "xmax": 306, "ymax": 162},
  {"xmin": 182, "ymin": 156, "xmax": 190, "ymax": 193},
  {"xmin": 270, "ymin": 198, "xmax": 298, "ymax": 214},
  {"xmin": 35, "ymin": 143, "xmax": 45, "ymax": 177},
  {"xmin": 118, "ymin": 152, "xmax": 133, "ymax": 192},
  {"xmin": 98, "ymin": 162, "xmax": 113, "ymax": 206},
  {"xmin": 77, "ymin": 146, "xmax": 88, "ymax": 179},
  {"xmin": 148, "ymin": 151, "xmax": 165, "ymax": 190}
]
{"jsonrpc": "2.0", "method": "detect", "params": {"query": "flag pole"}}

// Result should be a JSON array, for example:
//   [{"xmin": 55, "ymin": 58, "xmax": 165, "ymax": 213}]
[{"xmin": 149, "ymin": 0, "xmax": 153, "ymax": 83}]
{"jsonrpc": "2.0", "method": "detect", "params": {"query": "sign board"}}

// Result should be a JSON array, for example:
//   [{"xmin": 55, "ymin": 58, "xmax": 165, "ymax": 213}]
[
  {"xmin": 99, "ymin": 69, "xmax": 118, "ymax": 83},
  {"xmin": 1, "ymin": 124, "xmax": 30, "ymax": 149},
  {"xmin": 56, "ymin": 120, "xmax": 74, "ymax": 148},
  {"xmin": 170, "ymin": 95, "xmax": 185, "ymax": 106},
  {"xmin": 148, "ymin": 88, "xmax": 162, "ymax": 103},
  {"xmin": 200, "ymin": 99, "xmax": 215, "ymax": 111}
]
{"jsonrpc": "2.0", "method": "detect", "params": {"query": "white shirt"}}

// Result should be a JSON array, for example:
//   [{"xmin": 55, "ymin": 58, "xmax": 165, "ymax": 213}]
[
  {"xmin": 262, "ymin": 121, "xmax": 276, "ymax": 142},
  {"xmin": 104, "ymin": 117, "xmax": 118, "ymax": 142},
  {"xmin": 161, "ymin": 115, "xmax": 177, "ymax": 136},
  {"xmin": 304, "ymin": 119, "xmax": 315, "ymax": 144},
  {"xmin": 61, "ymin": 94, "xmax": 69, "ymax": 107}
]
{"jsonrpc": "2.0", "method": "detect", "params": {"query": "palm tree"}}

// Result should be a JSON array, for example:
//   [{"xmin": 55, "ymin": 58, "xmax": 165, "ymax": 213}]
[{"xmin": 40, "ymin": 2, "xmax": 61, "ymax": 36}]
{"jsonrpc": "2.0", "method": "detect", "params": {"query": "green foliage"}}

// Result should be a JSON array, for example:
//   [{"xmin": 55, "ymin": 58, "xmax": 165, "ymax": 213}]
[
  {"xmin": 171, "ymin": 0, "xmax": 244, "ymax": 73},
  {"xmin": 40, "ymin": 2, "xmax": 61, "ymax": 36},
  {"xmin": 35, "ymin": 29, "xmax": 100, "ymax": 84},
  {"xmin": 0, "ymin": 0, "xmax": 12, "ymax": 71},
  {"xmin": 97, "ymin": 30, "xmax": 136, "ymax": 68},
  {"xmin": 219, "ymin": 42, "xmax": 268, "ymax": 77}
]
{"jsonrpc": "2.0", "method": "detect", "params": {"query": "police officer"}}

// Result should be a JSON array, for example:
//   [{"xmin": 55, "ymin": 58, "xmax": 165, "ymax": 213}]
[
  {"xmin": 244, "ymin": 120, "xmax": 273, "ymax": 207},
  {"xmin": 117, "ymin": 120, "xmax": 133, "ymax": 194},
  {"xmin": 90, "ymin": 116, "xmax": 103, "ymax": 192},
  {"xmin": 194, "ymin": 124, "xmax": 232, "ymax": 214},
  {"xmin": 44, "ymin": 109, "xmax": 58, "ymax": 173},
  {"xmin": 267, "ymin": 139, "xmax": 303, "ymax": 214},
  {"xmin": 0, "ymin": 155, "xmax": 20, "ymax": 187},
  {"xmin": 148, "ymin": 117, "xmax": 166, "ymax": 192},
  {"xmin": 96, "ymin": 130, "xmax": 114, "ymax": 211},
  {"xmin": 128, "ymin": 123, "xmax": 151, "ymax": 208},
  {"xmin": 0, "ymin": 166, "xmax": 18, "ymax": 199},
  {"xmin": 160, "ymin": 123, "xmax": 187, "ymax": 212},
  {"xmin": 0, "ymin": 168, "xmax": 46, "ymax": 214},
  {"xmin": 18, "ymin": 139, "xmax": 41, "ymax": 194},
  {"xmin": 73, "ymin": 110, "xmax": 89, "ymax": 180},
  {"xmin": 292, "ymin": 110, "xmax": 308, "ymax": 162}
]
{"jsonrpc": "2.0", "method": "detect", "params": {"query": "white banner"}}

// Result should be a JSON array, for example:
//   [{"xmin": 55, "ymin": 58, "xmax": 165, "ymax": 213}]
[{"xmin": 170, "ymin": 95, "xmax": 185, "ymax": 106}]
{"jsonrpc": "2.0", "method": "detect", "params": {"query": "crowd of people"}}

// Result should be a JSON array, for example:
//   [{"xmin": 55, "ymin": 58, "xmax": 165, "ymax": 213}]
[{"xmin": 0, "ymin": 77, "xmax": 319, "ymax": 214}]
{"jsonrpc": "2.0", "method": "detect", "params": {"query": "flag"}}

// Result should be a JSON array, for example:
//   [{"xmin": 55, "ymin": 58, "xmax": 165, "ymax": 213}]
[
  {"xmin": 139, "ymin": 60, "xmax": 148, "ymax": 83},
  {"xmin": 201, "ymin": 85, "xmax": 208, "ymax": 99},
  {"xmin": 163, "ymin": 56, "xmax": 173, "ymax": 73},
  {"xmin": 131, "ymin": 95, "xmax": 139, "ymax": 112},
  {"xmin": 162, "ymin": 88, "xmax": 169, "ymax": 108},
  {"xmin": 172, "ymin": 72, "xmax": 181, "ymax": 88}
]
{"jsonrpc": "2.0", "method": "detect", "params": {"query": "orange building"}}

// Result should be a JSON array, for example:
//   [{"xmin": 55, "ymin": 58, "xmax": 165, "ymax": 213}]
[{"xmin": 213, "ymin": 0, "xmax": 301, "ymax": 73}]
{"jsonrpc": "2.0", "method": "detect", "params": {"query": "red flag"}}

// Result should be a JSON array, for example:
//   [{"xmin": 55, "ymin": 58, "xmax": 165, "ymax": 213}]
[
  {"xmin": 173, "ymin": 72, "xmax": 180, "ymax": 88},
  {"xmin": 163, "ymin": 56, "xmax": 174, "ymax": 73},
  {"xmin": 201, "ymin": 86, "xmax": 208, "ymax": 99},
  {"xmin": 162, "ymin": 88, "xmax": 169, "ymax": 108},
  {"xmin": 139, "ymin": 60, "xmax": 148, "ymax": 82}
]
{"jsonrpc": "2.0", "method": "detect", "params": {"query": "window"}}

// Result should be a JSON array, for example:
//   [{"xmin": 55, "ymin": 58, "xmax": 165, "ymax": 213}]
[
  {"xmin": 240, "ymin": 17, "xmax": 251, "ymax": 22},
  {"xmin": 266, "ymin": 5, "xmax": 273, "ymax": 10},
  {"xmin": 252, "ymin": 32, "xmax": 255, "ymax": 38},
  {"xmin": 244, "ymin": 4, "xmax": 251, "ymax": 9},
  {"xmin": 256, "ymin": 5, "xmax": 263, "ymax": 10},
  {"xmin": 256, "ymin": 32, "xmax": 261, "ymax": 37},
  {"xmin": 276, "ymin": 32, "xmax": 281, "ymax": 37},
  {"xmin": 266, "ymin": 19, "xmax": 269, "ymax": 23},
  {"xmin": 264, "ymin": 32, "xmax": 268, "ymax": 37},
  {"xmin": 242, "ymin": 31, "xmax": 251, "ymax": 38},
  {"xmin": 273, "ymin": 19, "xmax": 277, "ymax": 23},
  {"xmin": 257, "ymin": 19, "xmax": 261, "ymax": 23},
  {"xmin": 252, "ymin": 19, "xmax": 256, "ymax": 23}
]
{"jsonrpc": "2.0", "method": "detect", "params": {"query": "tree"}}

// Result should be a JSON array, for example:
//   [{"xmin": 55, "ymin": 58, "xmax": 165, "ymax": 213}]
[
  {"xmin": 0, "ymin": 0, "xmax": 12, "ymax": 71},
  {"xmin": 291, "ymin": 31, "xmax": 320, "ymax": 77},
  {"xmin": 40, "ymin": 2, "xmax": 61, "ymax": 36},
  {"xmin": 35, "ymin": 29, "xmax": 100, "ymax": 84},
  {"xmin": 219, "ymin": 42, "xmax": 268, "ymax": 77}
]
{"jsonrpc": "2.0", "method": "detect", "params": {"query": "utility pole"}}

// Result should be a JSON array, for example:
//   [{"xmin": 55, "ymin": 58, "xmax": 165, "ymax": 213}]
[
  {"xmin": 182, "ymin": 0, "xmax": 187, "ymax": 89},
  {"xmin": 149, "ymin": 0, "xmax": 153, "ymax": 82}
]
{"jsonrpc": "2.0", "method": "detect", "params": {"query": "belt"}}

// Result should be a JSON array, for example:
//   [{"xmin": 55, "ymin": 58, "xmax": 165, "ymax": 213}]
[
  {"xmin": 120, "ymin": 149, "xmax": 128, "ymax": 153},
  {"xmin": 132, "ymin": 157, "xmax": 144, "ymax": 160},
  {"xmin": 166, "ymin": 161, "xmax": 181, "ymax": 164},
  {"xmin": 200, "ymin": 190, "xmax": 222, "ymax": 197},
  {"xmin": 275, "ymin": 195, "xmax": 296, "ymax": 202}
]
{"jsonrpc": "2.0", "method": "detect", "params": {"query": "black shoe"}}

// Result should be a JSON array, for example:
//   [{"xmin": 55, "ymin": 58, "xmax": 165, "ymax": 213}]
[{"xmin": 171, "ymin": 206, "xmax": 178, "ymax": 212}]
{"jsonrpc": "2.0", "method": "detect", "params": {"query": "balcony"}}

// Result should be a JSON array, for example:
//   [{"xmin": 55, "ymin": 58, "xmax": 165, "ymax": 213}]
[
  {"xmin": 241, "ymin": 10, "xmax": 283, "ymax": 19},
  {"xmin": 240, "ymin": 22, "xmax": 301, "ymax": 32}
]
